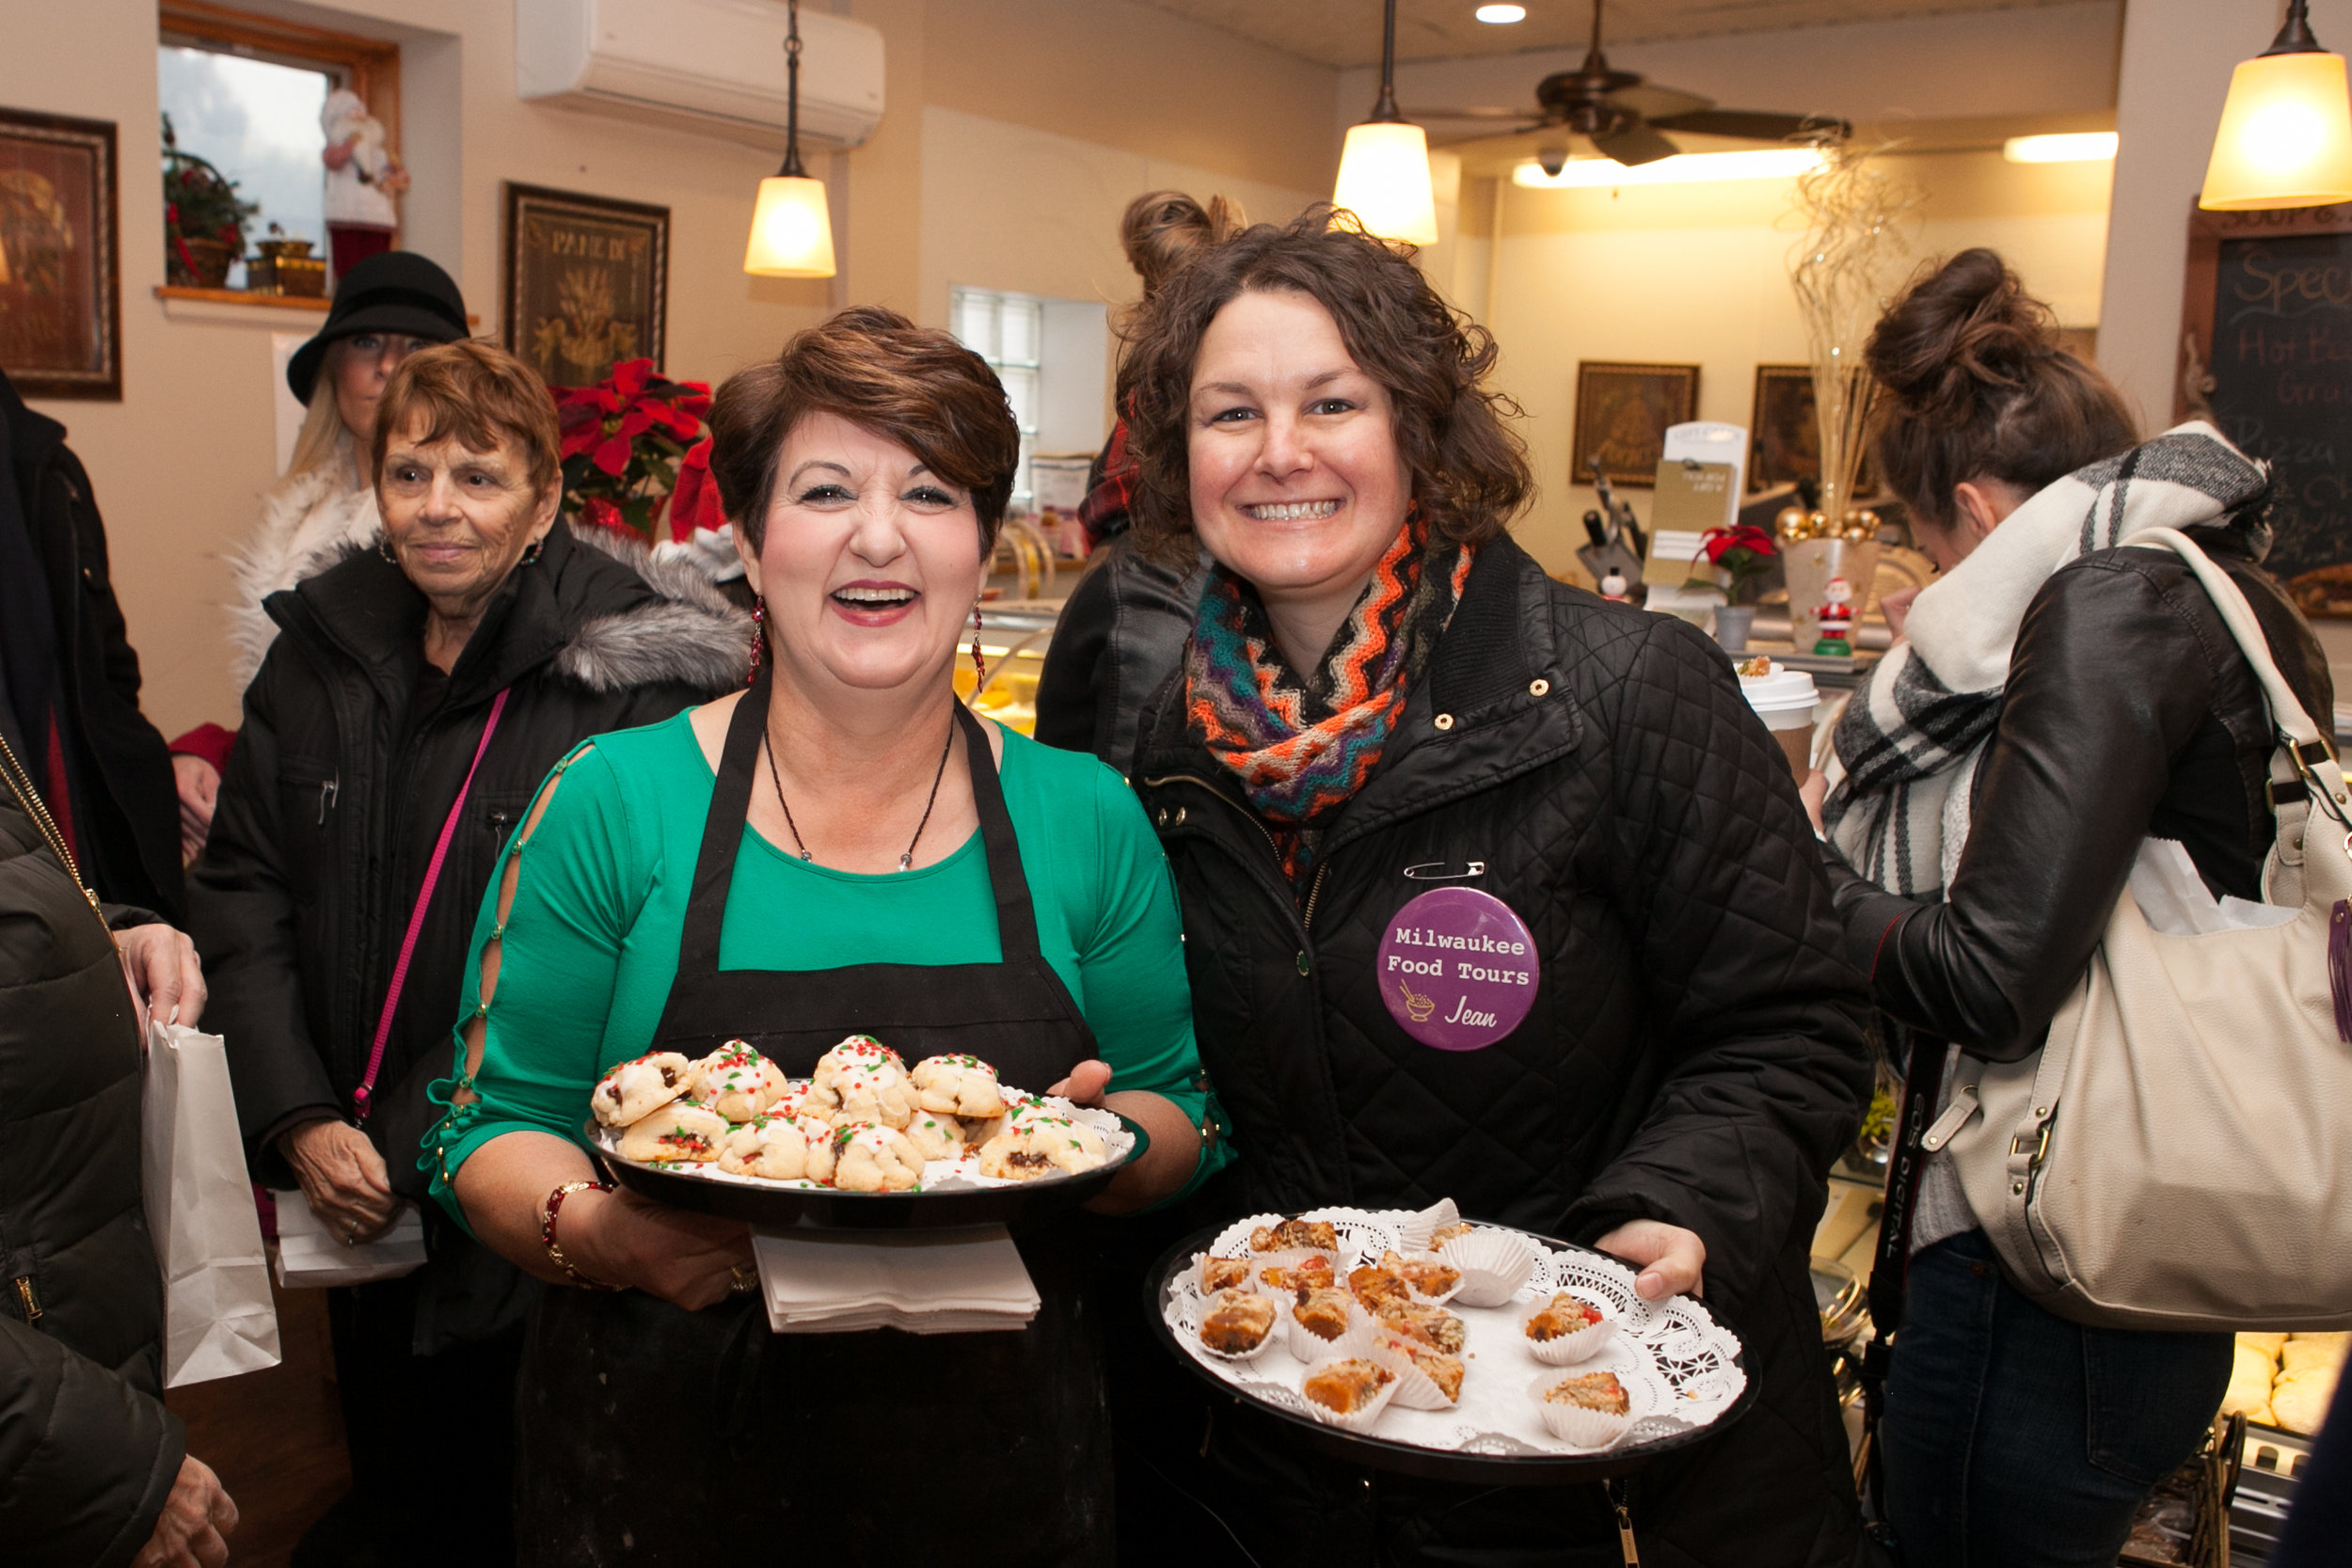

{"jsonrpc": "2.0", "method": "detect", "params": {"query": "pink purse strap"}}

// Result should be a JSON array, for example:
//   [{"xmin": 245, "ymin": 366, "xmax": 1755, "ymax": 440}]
[{"xmin": 354, "ymin": 687, "xmax": 510, "ymax": 1121}]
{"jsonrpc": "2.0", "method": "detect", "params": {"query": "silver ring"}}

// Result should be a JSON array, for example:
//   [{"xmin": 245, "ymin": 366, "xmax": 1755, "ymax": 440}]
[{"xmin": 343, "ymin": 1224, "xmax": 358, "ymax": 1246}]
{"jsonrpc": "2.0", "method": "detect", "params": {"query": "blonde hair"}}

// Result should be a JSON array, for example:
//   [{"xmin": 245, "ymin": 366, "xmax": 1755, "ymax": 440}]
[{"xmin": 285, "ymin": 339, "xmax": 359, "ymax": 486}]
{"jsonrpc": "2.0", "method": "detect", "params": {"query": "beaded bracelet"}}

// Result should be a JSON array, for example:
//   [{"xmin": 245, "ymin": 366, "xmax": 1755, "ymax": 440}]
[{"xmin": 540, "ymin": 1180, "xmax": 624, "ymax": 1291}]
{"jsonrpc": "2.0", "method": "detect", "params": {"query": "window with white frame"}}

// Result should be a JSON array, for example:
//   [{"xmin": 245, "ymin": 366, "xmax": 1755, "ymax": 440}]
[{"xmin": 952, "ymin": 287, "xmax": 1042, "ymax": 503}]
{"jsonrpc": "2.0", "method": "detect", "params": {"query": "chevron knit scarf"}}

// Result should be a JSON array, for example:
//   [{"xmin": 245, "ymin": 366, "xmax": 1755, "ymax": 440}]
[
  {"xmin": 1822, "ymin": 421, "xmax": 2271, "ymax": 899},
  {"xmin": 1185, "ymin": 515, "xmax": 1471, "ymax": 885}
]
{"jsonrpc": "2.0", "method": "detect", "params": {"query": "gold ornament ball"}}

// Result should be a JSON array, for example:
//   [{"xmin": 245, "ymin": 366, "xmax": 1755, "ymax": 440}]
[{"xmin": 1774, "ymin": 505, "xmax": 1809, "ymax": 541}]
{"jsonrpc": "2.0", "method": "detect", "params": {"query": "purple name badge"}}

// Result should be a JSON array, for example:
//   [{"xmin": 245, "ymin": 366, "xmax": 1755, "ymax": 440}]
[{"xmin": 1376, "ymin": 886, "xmax": 1539, "ymax": 1051}]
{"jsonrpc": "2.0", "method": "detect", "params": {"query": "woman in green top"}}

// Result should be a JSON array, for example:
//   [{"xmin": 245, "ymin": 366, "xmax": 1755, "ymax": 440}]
[{"xmin": 429, "ymin": 307, "xmax": 1222, "ymax": 1565}]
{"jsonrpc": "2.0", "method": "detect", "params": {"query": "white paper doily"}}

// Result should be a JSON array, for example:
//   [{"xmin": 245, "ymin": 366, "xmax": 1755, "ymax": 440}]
[
  {"xmin": 592, "ymin": 1089, "xmax": 1135, "ymax": 1195},
  {"xmin": 1167, "ymin": 1208, "xmax": 1748, "ymax": 1458}
]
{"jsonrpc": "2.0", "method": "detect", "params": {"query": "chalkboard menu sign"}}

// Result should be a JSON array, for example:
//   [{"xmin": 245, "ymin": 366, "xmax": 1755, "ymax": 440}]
[{"xmin": 2182, "ymin": 202, "xmax": 2352, "ymax": 617}]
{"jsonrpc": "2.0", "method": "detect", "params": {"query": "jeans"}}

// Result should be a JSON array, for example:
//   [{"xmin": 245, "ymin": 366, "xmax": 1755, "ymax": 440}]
[{"xmin": 1880, "ymin": 1228, "xmax": 2233, "ymax": 1568}]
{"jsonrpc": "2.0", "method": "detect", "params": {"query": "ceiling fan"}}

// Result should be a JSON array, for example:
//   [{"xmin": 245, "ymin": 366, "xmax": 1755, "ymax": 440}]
[{"xmin": 1411, "ymin": 2, "xmax": 1848, "ymax": 173}]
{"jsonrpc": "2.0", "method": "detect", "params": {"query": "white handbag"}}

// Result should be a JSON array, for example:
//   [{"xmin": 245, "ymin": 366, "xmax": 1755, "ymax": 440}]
[{"xmin": 1924, "ymin": 527, "xmax": 2352, "ymax": 1332}]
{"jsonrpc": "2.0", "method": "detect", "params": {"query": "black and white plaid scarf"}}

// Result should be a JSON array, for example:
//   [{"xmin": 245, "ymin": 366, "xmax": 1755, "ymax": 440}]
[{"xmin": 1823, "ymin": 422, "xmax": 2271, "ymax": 898}]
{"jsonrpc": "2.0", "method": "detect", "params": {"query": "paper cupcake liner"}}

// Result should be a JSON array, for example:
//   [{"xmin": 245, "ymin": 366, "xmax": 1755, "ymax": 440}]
[
  {"xmin": 1286, "ymin": 1295, "xmax": 1371, "ymax": 1363},
  {"xmin": 1519, "ymin": 1295, "xmax": 1618, "ymax": 1365},
  {"xmin": 1296, "ymin": 1354, "xmax": 1401, "ymax": 1433},
  {"xmin": 1366, "ymin": 1337, "xmax": 1456, "ymax": 1410},
  {"xmin": 1194, "ymin": 1295, "xmax": 1281, "ymax": 1364},
  {"xmin": 1438, "ymin": 1228, "xmax": 1536, "ymax": 1307},
  {"xmin": 1393, "ymin": 1196, "xmax": 1460, "ymax": 1254},
  {"xmin": 1528, "ymin": 1370, "xmax": 1635, "ymax": 1449}
]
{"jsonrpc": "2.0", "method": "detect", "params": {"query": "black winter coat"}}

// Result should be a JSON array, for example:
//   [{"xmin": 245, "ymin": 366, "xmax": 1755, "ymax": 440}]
[
  {"xmin": 0, "ymin": 783, "xmax": 180, "ymax": 1567},
  {"xmin": 190, "ymin": 522, "xmax": 748, "ymax": 1199},
  {"xmin": 1033, "ymin": 538, "xmax": 1206, "ymax": 770},
  {"xmin": 1828, "ymin": 530, "xmax": 2333, "ymax": 1058},
  {"xmin": 0, "ymin": 373, "xmax": 183, "ymax": 921},
  {"xmin": 1136, "ymin": 537, "xmax": 1875, "ymax": 1567}
]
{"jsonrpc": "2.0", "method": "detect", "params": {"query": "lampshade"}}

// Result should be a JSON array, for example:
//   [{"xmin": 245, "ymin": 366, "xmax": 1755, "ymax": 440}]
[
  {"xmin": 744, "ymin": 174, "xmax": 836, "ymax": 277},
  {"xmin": 1334, "ymin": 121, "xmax": 1439, "ymax": 245},
  {"xmin": 2201, "ymin": 48, "xmax": 2352, "ymax": 210}
]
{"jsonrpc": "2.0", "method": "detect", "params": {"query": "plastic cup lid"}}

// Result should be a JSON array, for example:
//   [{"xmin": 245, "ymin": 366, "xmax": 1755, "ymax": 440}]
[{"xmin": 1738, "ymin": 662, "xmax": 1819, "ymax": 713}]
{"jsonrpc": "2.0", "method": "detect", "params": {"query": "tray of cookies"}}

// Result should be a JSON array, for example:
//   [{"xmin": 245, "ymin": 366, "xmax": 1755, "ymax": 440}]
[
  {"xmin": 584, "ymin": 1036, "xmax": 1145, "ymax": 1229},
  {"xmin": 1148, "ymin": 1204, "xmax": 1754, "ymax": 1483}
]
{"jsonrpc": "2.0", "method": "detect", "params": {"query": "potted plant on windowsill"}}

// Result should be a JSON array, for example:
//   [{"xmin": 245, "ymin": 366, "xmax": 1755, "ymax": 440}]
[
  {"xmin": 162, "ymin": 114, "xmax": 256, "ymax": 290},
  {"xmin": 1693, "ymin": 524, "xmax": 1780, "ymax": 652}
]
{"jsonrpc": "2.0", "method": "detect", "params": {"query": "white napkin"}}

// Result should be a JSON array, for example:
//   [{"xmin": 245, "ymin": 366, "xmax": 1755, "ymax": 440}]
[
  {"xmin": 269, "ymin": 1188, "xmax": 427, "ymax": 1288},
  {"xmin": 753, "ymin": 1225, "xmax": 1040, "ymax": 1335}
]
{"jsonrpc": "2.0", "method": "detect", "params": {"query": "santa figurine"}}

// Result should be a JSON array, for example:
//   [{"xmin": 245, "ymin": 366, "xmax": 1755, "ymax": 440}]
[
  {"xmin": 321, "ymin": 88, "xmax": 409, "ymax": 282},
  {"xmin": 1812, "ymin": 575, "xmax": 1856, "ymax": 656}
]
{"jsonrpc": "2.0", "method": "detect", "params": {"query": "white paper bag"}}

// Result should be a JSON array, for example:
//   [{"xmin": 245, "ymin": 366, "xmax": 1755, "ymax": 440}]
[
  {"xmin": 270, "ymin": 1188, "xmax": 427, "ymax": 1288},
  {"xmin": 140, "ymin": 1020, "xmax": 281, "ymax": 1386}
]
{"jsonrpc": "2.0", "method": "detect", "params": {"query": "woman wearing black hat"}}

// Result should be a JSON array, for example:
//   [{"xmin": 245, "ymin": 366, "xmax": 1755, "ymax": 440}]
[{"xmin": 167, "ymin": 251, "xmax": 470, "ymax": 859}]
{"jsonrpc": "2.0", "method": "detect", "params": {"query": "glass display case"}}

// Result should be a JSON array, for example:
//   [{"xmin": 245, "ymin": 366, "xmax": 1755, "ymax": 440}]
[{"xmin": 954, "ymin": 603, "xmax": 1059, "ymax": 736}]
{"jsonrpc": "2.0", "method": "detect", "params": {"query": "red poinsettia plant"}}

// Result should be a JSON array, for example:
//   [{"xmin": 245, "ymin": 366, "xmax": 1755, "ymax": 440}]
[
  {"xmin": 553, "ymin": 358, "xmax": 713, "ymax": 543},
  {"xmin": 1695, "ymin": 524, "xmax": 1780, "ymax": 605}
]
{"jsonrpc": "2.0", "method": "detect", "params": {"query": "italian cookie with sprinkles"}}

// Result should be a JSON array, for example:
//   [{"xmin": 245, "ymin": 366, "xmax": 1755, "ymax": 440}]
[
  {"xmin": 687, "ymin": 1040, "xmax": 790, "ymax": 1122},
  {"xmin": 977, "ymin": 1111, "xmax": 1109, "ymax": 1180},
  {"xmin": 591, "ymin": 1051, "xmax": 692, "ymax": 1127},
  {"xmin": 717, "ymin": 1112, "xmax": 834, "ymax": 1180},
  {"xmin": 824, "ymin": 1120, "xmax": 927, "ymax": 1192},
  {"xmin": 910, "ymin": 1053, "xmax": 1009, "ymax": 1117},
  {"xmin": 616, "ymin": 1101, "xmax": 731, "ymax": 1164},
  {"xmin": 808, "ymin": 1036, "xmax": 919, "ymax": 1128}
]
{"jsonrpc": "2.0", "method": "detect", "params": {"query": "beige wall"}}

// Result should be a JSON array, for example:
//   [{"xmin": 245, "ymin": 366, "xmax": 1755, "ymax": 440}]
[
  {"xmin": 5, "ymin": 0, "xmax": 1341, "ymax": 738},
  {"xmin": 1438, "ymin": 150, "xmax": 2115, "ymax": 578}
]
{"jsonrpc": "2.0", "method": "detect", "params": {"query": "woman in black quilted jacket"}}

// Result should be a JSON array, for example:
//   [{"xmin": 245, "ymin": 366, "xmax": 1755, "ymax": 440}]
[
  {"xmin": 1804, "ymin": 251, "xmax": 2331, "ymax": 1568},
  {"xmin": 1120, "ymin": 210, "xmax": 1874, "ymax": 1565}
]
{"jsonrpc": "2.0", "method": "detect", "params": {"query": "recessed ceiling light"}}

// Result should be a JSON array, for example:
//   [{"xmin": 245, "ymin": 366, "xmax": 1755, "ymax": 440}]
[{"xmin": 1476, "ymin": 4, "xmax": 1527, "ymax": 23}]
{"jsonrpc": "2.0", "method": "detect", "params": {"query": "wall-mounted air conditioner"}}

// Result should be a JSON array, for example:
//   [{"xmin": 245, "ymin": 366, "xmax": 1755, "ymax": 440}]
[{"xmin": 516, "ymin": 0, "xmax": 883, "ymax": 152}]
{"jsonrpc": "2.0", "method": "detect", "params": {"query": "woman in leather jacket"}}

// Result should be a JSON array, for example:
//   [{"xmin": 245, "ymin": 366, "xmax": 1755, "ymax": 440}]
[
  {"xmin": 1805, "ymin": 250, "xmax": 2332, "ymax": 1568},
  {"xmin": 1124, "ymin": 210, "xmax": 1875, "ymax": 1566}
]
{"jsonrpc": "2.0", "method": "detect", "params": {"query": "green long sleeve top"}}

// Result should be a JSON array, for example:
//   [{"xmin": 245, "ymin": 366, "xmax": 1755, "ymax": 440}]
[{"xmin": 427, "ymin": 707, "xmax": 1226, "ymax": 1210}]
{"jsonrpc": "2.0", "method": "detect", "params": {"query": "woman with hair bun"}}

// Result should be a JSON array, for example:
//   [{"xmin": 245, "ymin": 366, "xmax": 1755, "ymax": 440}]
[
  {"xmin": 1036, "ymin": 188, "xmax": 1245, "ymax": 768},
  {"xmin": 1128, "ymin": 208, "xmax": 1874, "ymax": 1563},
  {"xmin": 1808, "ymin": 249, "xmax": 2332, "ymax": 1566}
]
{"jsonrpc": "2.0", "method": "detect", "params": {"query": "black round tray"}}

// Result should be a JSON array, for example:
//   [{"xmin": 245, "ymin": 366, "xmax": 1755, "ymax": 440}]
[
  {"xmin": 1143, "ymin": 1218, "xmax": 1756, "ymax": 1486},
  {"xmin": 589, "ymin": 1115, "xmax": 1149, "ymax": 1231}
]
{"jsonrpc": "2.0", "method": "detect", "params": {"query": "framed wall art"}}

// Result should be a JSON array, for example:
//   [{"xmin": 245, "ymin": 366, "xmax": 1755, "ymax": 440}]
[
  {"xmin": 1747, "ymin": 365, "xmax": 1820, "ymax": 493},
  {"xmin": 0, "ymin": 107, "xmax": 120, "ymax": 400},
  {"xmin": 1748, "ymin": 364, "xmax": 1879, "ymax": 496},
  {"xmin": 501, "ymin": 182, "xmax": 668, "ymax": 387},
  {"xmin": 1571, "ymin": 361, "xmax": 1698, "ymax": 488}
]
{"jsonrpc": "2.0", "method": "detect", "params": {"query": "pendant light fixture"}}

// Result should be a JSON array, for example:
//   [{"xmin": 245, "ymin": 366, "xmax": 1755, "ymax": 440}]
[
  {"xmin": 2200, "ymin": 0, "xmax": 2352, "ymax": 211},
  {"xmin": 1331, "ymin": 0, "xmax": 1439, "ymax": 245},
  {"xmin": 743, "ymin": 0, "xmax": 837, "ymax": 277}
]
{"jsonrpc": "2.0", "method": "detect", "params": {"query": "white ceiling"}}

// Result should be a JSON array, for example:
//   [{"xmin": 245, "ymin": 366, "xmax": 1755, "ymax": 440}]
[{"xmin": 1140, "ymin": 0, "xmax": 2097, "ymax": 70}]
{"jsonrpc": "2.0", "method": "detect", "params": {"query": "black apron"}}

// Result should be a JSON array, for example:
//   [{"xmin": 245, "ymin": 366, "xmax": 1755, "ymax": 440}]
[{"xmin": 514, "ymin": 671, "xmax": 1113, "ymax": 1565}]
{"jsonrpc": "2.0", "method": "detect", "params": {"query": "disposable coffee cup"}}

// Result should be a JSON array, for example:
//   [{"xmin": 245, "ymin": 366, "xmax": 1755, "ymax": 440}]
[{"xmin": 1739, "ymin": 662, "xmax": 1820, "ymax": 778}]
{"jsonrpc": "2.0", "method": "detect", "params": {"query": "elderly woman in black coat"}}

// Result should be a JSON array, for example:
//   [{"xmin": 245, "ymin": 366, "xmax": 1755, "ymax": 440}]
[
  {"xmin": 189, "ymin": 340, "xmax": 744, "ymax": 1565},
  {"xmin": 1120, "ymin": 211, "xmax": 1874, "ymax": 1565}
]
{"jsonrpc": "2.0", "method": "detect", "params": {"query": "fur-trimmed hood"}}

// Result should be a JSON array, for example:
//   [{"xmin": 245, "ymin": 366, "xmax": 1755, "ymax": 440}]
[{"xmin": 555, "ymin": 522, "xmax": 751, "ymax": 694}]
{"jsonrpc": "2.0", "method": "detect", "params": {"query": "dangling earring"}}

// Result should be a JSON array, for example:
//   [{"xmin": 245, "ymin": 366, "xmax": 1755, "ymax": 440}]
[
  {"xmin": 969, "ymin": 604, "xmax": 988, "ymax": 689},
  {"xmin": 747, "ymin": 595, "xmax": 766, "ymax": 687},
  {"xmin": 377, "ymin": 537, "xmax": 398, "ymax": 563},
  {"xmin": 519, "ymin": 538, "xmax": 545, "ymax": 567}
]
